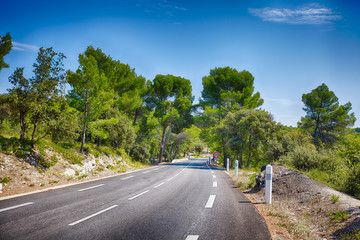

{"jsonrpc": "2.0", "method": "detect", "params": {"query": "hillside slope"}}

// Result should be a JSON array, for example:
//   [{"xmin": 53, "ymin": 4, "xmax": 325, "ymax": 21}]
[
  {"xmin": 241, "ymin": 164, "xmax": 360, "ymax": 239},
  {"xmin": 0, "ymin": 150, "xmax": 146, "ymax": 198}
]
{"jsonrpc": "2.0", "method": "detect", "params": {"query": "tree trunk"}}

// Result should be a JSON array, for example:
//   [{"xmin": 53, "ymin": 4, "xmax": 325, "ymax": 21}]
[
  {"xmin": 133, "ymin": 108, "xmax": 140, "ymax": 126},
  {"xmin": 239, "ymin": 153, "xmax": 243, "ymax": 169},
  {"xmin": 31, "ymin": 113, "xmax": 40, "ymax": 142},
  {"xmin": 246, "ymin": 135, "xmax": 252, "ymax": 168},
  {"xmin": 173, "ymin": 142, "xmax": 180, "ymax": 160},
  {"xmin": 97, "ymin": 138, "xmax": 101, "ymax": 147},
  {"xmin": 158, "ymin": 125, "xmax": 168, "ymax": 163},
  {"xmin": 20, "ymin": 111, "xmax": 27, "ymax": 141},
  {"xmin": 222, "ymin": 140, "xmax": 227, "ymax": 168},
  {"xmin": 80, "ymin": 92, "xmax": 88, "ymax": 153}
]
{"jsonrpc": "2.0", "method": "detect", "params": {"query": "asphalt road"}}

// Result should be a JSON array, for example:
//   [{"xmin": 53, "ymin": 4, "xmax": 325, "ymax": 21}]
[{"xmin": 0, "ymin": 158, "xmax": 271, "ymax": 240}]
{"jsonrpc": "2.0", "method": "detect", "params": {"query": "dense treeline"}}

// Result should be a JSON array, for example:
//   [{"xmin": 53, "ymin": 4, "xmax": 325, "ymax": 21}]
[{"xmin": 0, "ymin": 33, "xmax": 359, "ymax": 198}]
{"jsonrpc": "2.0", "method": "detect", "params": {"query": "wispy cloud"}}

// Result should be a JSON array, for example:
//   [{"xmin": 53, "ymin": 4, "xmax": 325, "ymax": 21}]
[
  {"xmin": 13, "ymin": 42, "xmax": 39, "ymax": 51},
  {"xmin": 249, "ymin": 3, "xmax": 342, "ymax": 25}
]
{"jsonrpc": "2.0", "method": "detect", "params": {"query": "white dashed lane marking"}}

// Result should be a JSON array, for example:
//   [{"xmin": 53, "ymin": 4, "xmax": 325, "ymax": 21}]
[
  {"xmin": 205, "ymin": 195, "xmax": 216, "ymax": 208},
  {"xmin": 68, "ymin": 205, "xmax": 118, "ymax": 226},
  {"xmin": 78, "ymin": 184, "xmax": 104, "ymax": 192},
  {"xmin": 121, "ymin": 176, "xmax": 134, "ymax": 180},
  {"xmin": 0, "ymin": 202, "xmax": 34, "ymax": 213},
  {"xmin": 186, "ymin": 235, "xmax": 199, "ymax": 240},
  {"xmin": 128, "ymin": 190, "xmax": 149, "ymax": 200}
]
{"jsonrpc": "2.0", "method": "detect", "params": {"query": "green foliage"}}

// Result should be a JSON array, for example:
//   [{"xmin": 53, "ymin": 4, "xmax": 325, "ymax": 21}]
[
  {"xmin": 78, "ymin": 174, "xmax": 88, "ymax": 180},
  {"xmin": 131, "ymin": 142, "xmax": 151, "ymax": 163},
  {"xmin": 0, "ymin": 32, "xmax": 12, "ymax": 71},
  {"xmin": 331, "ymin": 194, "xmax": 340, "ymax": 204},
  {"xmin": 299, "ymin": 83, "xmax": 356, "ymax": 146},
  {"xmin": 201, "ymin": 66, "xmax": 263, "ymax": 109},
  {"xmin": 0, "ymin": 177, "xmax": 11, "ymax": 183},
  {"xmin": 345, "ymin": 163, "xmax": 360, "ymax": 199},
  {"xmin": 247, "ymin": 173, "xmax": 257, "ymax": 188},
  {"xmin": 280, "ymin": 145, "xmax": 320, "ymax": 171},
  {"xmin": 329, "ymin": 210, "xmax": 349, "ymax": 223},
  {"xmin": 49, "ymin": 180, "xmax": 60, "ymax": 184}
]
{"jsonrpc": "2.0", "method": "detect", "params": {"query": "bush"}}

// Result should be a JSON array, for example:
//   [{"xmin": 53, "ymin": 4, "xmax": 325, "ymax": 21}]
[
  {"xmin": 131, "ymin": 142, "xmax": 151, "ymax": 163},
  {"xmin": 345, "ymin": 164, "xmax": 360, "ymax": 199},
  {"xmin": 280, "ymin": 145, "xmax": 320, "ymax": 171}
]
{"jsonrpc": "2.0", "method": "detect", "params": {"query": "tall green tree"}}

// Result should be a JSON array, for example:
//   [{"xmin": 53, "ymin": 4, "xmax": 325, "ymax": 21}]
[
  {"xmin": 7, "ymin": 68, "xmax": 33, "ymax": 140},
  {"xmin": 201, "ymin": 67, "xmax": 263, "ymax": 110},
  {"xmin": 29, "ymin": 47, "xmax": 66, "ymax": 141},
  {"xmin": 0, "ymin": 32, "xmax": 12, "ymax": 72},
  {"xmin": 150, "ymin": 74, "xmax": 193, "ymax": 163},
  {"xmin": 200, "ymin": 67, "xmax": 263, "ymax": 162},
  {"xmin": 223, "ymin": 110, "xmax": 276, "ymax": 168},
  {"xmin": 299, "ymin": 83, "xmax": 356, "ymax": 146},
  {"xmin": 67, "ymin": 53, "xmax": 110, "ymax": 153},
  {"xmin": 83, "ymin": 46, "xmax": 147, "ymax": 123}
]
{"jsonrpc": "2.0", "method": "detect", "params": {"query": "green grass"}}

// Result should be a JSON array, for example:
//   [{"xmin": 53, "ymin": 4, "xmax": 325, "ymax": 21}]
[
  {"xmin": 0, "ymin": 177, "xmax": 11, "ymax": 183},
  {"xmin": 78, "ymin": 174, "xmax": 88, "ymax": 180},
  {"xmin": 331, "ymin": 194, "xmax": 340, "ymax": 204},
  {"xmin": 329, "ymin": 210, "xmax": 349, "ymax": 223}
]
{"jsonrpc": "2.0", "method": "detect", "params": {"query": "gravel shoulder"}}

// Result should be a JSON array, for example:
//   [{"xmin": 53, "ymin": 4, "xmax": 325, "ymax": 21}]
[{"xmin": 230, "ymin": 164, "xmax": 360, "ymax": 239}]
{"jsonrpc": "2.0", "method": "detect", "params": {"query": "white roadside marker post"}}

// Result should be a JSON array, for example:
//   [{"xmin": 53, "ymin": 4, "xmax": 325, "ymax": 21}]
[
  {"xmin": 235, "ymin": 160, "xmax": 238, "ymax": 176},
  {"xmin": 227, "ymin": 158, "xmax": 229, "ymax": 172},
  {"xmin": 265, "ymin": 164, "xmax": 273, "ymax": 204}
]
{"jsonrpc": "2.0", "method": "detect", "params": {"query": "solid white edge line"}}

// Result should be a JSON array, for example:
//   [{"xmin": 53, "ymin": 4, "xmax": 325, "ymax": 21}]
[
  {"xmin": 69, "ymin": 205, "xmax": 118, "ymax": 226},
  {"xmin": 0, "ymin": 202, "xmax": 34, "ymax": 213},
  {"xmin": 78, "ymin": 184, "xmax": 104, "ymax": 192},
  {"xmin": 143, "ymin": 171, "xmax": 150, "ymax": 174},
  {"xmin": 186, "ymin": 235, "xmax": 199, "ymax": 240},
  {"xmin": 213, "ymin": 182, "xmax": 217, "ymax": 187},
  {"xmin": 166, "ymin": 177, "xmax": 174, "ymax": 182},
  {"xmin": 121, "ymin": 176, "xmax": 134, "ymax": 180},
  {"xmin": 154, "ymin": 182, "xmax": 165, "ymax": 188},
  {"xmin": 205, "ymin": 195, "xmax": 216, "ymax": 208},
  {"xmin": 128, "ymin": 190, "xmax": 149, "ymax": 200}
]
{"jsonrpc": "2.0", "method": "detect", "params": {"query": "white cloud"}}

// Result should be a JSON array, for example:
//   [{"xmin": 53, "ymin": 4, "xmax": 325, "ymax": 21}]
[
  {"xmin": 249, "ymin": 3, "xmax": 341, "ymax": 25},
  {"xmin": 12, "ymin": 42, "xmax": 39, "ymax": 51}
]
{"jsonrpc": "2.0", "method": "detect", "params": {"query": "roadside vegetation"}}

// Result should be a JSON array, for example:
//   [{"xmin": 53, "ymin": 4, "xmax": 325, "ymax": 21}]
[{"xmin": 0, "ymin": 32, "xmax": 359, "ymax": 201}]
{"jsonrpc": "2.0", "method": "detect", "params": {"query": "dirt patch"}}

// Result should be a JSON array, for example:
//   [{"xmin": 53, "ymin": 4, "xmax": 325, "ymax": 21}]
[{"xmin": 232, "ymin": 164, "xmax": 360, "ymax": 239}]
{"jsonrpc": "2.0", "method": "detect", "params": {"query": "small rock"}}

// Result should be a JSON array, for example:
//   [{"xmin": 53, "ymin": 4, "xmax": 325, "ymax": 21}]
[{"xmin": 274, "ymin": 234, "xmax": 284, "ymax": 240}]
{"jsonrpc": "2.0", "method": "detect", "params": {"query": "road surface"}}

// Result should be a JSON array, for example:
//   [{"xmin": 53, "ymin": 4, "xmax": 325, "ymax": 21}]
[{"xmin": 0, "ymin": 158, "xmax": 271, "ymax": 239}]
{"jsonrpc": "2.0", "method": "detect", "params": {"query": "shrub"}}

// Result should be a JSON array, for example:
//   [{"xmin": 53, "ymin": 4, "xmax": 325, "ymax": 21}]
[
  {"xmin": 131, "ymin": 142, "xmax": 151, "ymax": 163},
  {"xmin": 331, "ymin": 194, "xmax": 340, "ymax": 203},
  {"xmin": 280, "ymin": 145, "xmax": 320, "ymax": 171},
  {"xmin": 0, "ymin": 177, "xmax": 11, "ymax": 183},
  {"xmin": 345, "ymin": 164, "xmax": 360, "ymax": 199}
]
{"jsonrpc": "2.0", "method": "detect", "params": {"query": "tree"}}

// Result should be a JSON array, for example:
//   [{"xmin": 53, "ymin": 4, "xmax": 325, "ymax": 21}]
[
  {"xmin": 67, "ymin": 53, "xmax": 110, "ymax": 153},
  {"xmin": 7, "ymin": 68, "xmax": 33, "ymax": 141},
  {"xmin": 83, "ymin": 46, "xmax": 147, "ymax": 123},
  {"xmin": 223, "ymin": 110, "xmax": 276, "ymax": 168},
  {"xmin": 0, "ymin": 32, "xmax": 12, "ymax": 72},
  {"xmin": 200, "ymin": 67, "xmax": 264, "ymax": 163},
  {"xmin": 0, "ymin": 94, "xmax": 11, "ymax": 129},
  {"xmin": 150, "ymin": 74, "xmax": 193, "ymax": 163},
  {"xmin": 29, "ymin": 47, "xmax": 66, "ymax": 142},
  {"xmin": 201, "ymin": 66, "xmax": 263, "ymax": 110},
  {"xmin": 299, "ymin": 83, "xmax": 356, "ymax": 146}
]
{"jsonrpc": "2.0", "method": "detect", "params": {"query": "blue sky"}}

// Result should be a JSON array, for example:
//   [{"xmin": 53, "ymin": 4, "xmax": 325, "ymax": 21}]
[{"xmin": 1, "ymin": 0, "xmax": 360, "ymax": 127}]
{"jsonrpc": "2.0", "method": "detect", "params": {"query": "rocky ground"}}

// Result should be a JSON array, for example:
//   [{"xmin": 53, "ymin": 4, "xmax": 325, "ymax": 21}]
[
  {"xmin": 0, "ymin": 151, "xmax": 147, "ymax": 199},
  {"xmin": 231, "ymin": 164, "xmax": 360, "ymax": 240}
]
